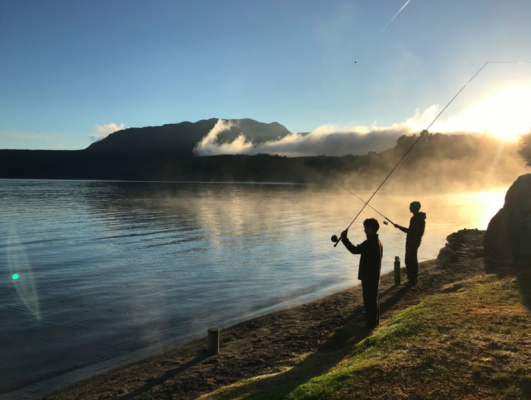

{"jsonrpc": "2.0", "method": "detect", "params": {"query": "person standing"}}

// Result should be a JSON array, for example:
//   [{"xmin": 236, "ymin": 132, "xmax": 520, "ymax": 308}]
[
  {"xmin": 393, "ymin": 201, "xmax": 426, "ymax": 285},
  {"xmin": 340, "ymin": 218, "xmax": 383, "ymax": 329}
]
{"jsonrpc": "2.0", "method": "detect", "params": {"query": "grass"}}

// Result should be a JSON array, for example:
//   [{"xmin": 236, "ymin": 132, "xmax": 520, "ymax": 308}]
[{"xmin": 200, "ymin": 275, "xmax": 531, "ymax": 400}]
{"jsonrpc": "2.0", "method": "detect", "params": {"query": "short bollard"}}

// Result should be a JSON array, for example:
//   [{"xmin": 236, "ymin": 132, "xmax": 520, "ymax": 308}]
[
  {"xmin": 207, "ymin": 328, "xmax": 220, "ymax": 355},
  {"xmin": 394, "ymin": 256, "xmax": 401, "ymax": 286}
]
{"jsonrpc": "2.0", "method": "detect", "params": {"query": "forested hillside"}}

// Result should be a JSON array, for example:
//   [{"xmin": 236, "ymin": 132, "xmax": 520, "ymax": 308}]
[{"xmin": 1, "ymin": 133, "xmax": 525, "ymax": 191}]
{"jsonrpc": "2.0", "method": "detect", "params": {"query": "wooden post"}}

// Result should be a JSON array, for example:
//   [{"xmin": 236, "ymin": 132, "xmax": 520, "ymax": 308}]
[
  {"xmin": 207, "ymin": 328, "xmax": 220, "ymax": 355},
  {"xmin": 394, "ymin": 256, "xmax": 401, "ymax": 286}
]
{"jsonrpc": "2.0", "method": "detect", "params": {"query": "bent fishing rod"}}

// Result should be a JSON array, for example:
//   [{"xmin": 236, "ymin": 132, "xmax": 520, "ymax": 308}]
[{"xmin": 332, "ymin": 61, "xmax": 531, "ymax": 247}]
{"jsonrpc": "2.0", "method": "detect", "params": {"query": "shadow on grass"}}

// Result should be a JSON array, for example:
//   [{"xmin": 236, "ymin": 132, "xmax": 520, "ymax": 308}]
[
  {"xmin": 515, "ymin": 273, "xmax": 531, "ymax": 312},
  {"xmin": 208, "ymin": 285, "xmax": 412, "ymax": 400},
  {"xmin": 486, "ymin": 259, "xmax": 531, "ymax": 313},
  {"xmin": 120, "ymin": 352, "xmax": 208, "ymax": 400}
]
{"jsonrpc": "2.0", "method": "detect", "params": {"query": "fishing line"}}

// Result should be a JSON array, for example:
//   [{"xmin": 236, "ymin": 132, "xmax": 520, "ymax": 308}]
[
  {"xmin": 331, "ymin": 180, "xmax": 395, "ymax": 225},
  {"xmin": 333, "ymin": 61, "xmax": 531, "ymax": 247}
]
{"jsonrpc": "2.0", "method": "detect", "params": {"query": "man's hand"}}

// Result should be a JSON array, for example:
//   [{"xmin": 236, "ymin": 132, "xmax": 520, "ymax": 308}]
[
  {"xmin": 340, "ymin": 229, "xmax": 348, "ymax": 239},
  {"xmin": 393, "ymin": 223, "xmax": 399, "ymax": 229}
]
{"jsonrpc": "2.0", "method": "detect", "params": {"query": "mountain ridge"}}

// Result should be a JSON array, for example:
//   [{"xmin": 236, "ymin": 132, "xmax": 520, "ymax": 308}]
[{"xmin": 86, "ymin": 118, "xmax": 292, "ymax": 156}]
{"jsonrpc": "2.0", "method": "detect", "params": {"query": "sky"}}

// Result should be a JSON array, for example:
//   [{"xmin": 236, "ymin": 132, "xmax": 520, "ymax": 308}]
[{"xmin": 1, "ymin": 0, "xmax": 531, "ymax": 151}]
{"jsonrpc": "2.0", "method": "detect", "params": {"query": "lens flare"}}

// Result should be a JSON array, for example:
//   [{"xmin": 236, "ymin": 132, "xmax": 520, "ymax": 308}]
[{"xmin": 8, "ymin": 228, "xmax": 41, "ymax": 320}]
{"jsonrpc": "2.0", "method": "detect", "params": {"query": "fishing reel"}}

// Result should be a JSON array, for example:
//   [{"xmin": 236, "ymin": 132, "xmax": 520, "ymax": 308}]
[{"xmin": 331, "ymin": 234, "xmax": 342, "ymax": 247}]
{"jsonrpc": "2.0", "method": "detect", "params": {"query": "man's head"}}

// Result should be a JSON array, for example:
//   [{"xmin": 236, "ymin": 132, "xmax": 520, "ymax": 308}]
[
  {"xmin": 409, "ymin": 201, "xmax": 421, "ymax": 214},
  {"xmin": 363, "ymin": 218, "xmax": 380, "ymax": 235}
]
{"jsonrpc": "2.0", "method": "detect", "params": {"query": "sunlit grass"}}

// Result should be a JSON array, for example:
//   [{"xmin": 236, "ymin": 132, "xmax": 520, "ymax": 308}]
[{"xmin": 203, "ymin": 275, "xmax": 531, "ymax": 400}]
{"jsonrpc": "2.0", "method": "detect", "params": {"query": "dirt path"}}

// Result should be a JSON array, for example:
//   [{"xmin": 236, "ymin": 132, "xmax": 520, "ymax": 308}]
[{"xmin": 44, "ymin": 229, "xmax": 485, "ymax": 400}]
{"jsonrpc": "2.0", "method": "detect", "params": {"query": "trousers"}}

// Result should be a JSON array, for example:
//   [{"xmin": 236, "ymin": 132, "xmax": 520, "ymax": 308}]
[
  {"xmin": 361, "ymin": 278, "xmax": 380, "ymax": 327},
  {"xmin": 405, "ymin": 243, "xmax": 420, "ymax": 283}
]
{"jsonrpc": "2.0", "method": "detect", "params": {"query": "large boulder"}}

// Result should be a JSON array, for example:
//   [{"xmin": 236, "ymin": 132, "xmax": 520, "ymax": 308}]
[{"xmin": 484, "ymin": 173, "xmax": 531, "ymax": 270}]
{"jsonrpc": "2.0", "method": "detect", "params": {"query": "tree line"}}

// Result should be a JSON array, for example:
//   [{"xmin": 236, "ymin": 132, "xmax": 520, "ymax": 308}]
[{"xmin": 0, "ymin": 133, "xmax": 526, "ymax": 191}]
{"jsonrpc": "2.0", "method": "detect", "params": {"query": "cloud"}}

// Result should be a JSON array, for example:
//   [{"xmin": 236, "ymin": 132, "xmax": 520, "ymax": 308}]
[
  {"xmin": 193, "ymin": 119, "xmax": 236, "ymax": 156},
  {"xmin": 193, "ymin": 108, "xmax": 440, "ymax": 157},
  {"xmin": 91, "ymin": 122, "xmax": 125, "ymax": 141},
  {"xmin": 193, "ymin": 94, "xmax": 531, "ymax": 158}
]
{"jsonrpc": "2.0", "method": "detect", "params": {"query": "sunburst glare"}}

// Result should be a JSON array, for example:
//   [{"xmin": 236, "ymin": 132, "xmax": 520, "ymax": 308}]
[{"xmin": 434, "ymin": 84, "xmax": 531, "ymax": 141}]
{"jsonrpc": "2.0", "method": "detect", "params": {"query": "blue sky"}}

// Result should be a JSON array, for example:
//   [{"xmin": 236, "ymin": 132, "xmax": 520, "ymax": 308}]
[{"xmin": 1, "ymin": 0, "xmax": 530, "ymax": 150}]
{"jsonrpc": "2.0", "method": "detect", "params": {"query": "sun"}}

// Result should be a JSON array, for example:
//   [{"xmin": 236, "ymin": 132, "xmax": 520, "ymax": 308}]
[
  {"xmin": 474, "ymin": 87, "xmax": 531, "ymax": 140},
  {"xmin": 435, "ymin": 85, "xmax": 531, "ymax": 141}
]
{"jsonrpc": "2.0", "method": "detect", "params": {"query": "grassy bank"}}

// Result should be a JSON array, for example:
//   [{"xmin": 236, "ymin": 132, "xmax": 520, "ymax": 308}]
[{"xmin": 202, "ymin": 274, "xmax": 531, "ymax": 400}]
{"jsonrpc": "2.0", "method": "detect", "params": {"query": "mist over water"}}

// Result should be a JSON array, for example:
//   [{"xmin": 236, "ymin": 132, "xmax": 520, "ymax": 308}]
[{"xmin": 0, "ymin": 180, "xmax": 505, "ymax": 399}]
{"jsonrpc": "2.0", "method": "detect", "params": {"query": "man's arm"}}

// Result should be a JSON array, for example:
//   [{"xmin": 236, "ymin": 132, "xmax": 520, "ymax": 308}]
[
  {"xmin": 341, "ymin": 236, "xmax": 366, "ymax": 254},
  {"xmin": 340, "ymin": 229, "xmax": 367, "ymax": 254},
  {"xmin": 393, "ymin": 223, "xmax": 409, "ymax": 233}
]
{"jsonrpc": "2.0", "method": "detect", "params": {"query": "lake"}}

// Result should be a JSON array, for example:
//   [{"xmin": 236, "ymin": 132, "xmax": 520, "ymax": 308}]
[{"xmin": 0, "ymin": 180, "xmax": 505, "ymax": 399}]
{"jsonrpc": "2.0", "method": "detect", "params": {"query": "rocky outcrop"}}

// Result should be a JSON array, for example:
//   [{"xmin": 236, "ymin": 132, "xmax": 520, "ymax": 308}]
[
  {"xmin": 484, "ymin": 173, "xmax": 531, "ymax": 271},
  {"xmin": 437, "ymin": 229, "xmax": 485, "ymax": 266}
]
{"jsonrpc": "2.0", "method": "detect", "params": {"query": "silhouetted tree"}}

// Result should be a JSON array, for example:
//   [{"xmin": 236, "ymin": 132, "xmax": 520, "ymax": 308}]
[{"xmin": 518, "ymin": 131, "xmax": 531, "ymax": 167}]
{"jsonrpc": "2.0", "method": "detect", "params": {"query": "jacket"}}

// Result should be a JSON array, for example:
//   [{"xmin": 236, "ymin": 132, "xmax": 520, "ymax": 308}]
[
  {"xmin": 342, "ymin": 233, "xmax": 383, "ymax": 281},
  {"xmin": 399, "ymin": 212, "xmax": 426, "ymax": 247}
]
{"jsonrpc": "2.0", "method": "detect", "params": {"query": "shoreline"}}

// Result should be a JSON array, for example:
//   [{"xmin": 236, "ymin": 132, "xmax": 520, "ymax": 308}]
[{"xmin": 42, "ymin": 229, "xmax": 486, "ymax": 400}]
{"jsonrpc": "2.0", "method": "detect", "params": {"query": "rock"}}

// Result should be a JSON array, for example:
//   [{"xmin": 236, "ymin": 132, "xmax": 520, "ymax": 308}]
[
  {"xmin": 437, "ymin": 229, "xmax": 485, "ymax": 266},
  {"xmin": 484, "ymin": 173, "xmax": 531, "ymax": 271}
]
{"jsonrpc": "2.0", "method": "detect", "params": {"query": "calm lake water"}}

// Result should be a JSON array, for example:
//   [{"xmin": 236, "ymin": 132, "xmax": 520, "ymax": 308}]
[{"xmin": 0, "ymin": 180, "xmax": 506, "ymax": 399}]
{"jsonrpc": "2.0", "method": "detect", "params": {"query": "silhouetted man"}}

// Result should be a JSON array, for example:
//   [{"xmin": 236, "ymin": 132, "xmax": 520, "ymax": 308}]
[
  {"xmin": 393, "ymin": 201, "xmax": 426, "ymax": 285},
  {"xmin": 340, "ymin": 218, "xmax": 383, "ymax": 329}
]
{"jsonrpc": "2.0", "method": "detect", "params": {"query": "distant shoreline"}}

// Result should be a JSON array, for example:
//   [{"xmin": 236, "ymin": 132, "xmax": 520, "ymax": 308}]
[
  {"xmin": 0, "ymin": 177, "xmax": 307, "ymax": 185},
  {"xmin": 1, "ymin": 134, "xmax": 525, "ymax": 191}
]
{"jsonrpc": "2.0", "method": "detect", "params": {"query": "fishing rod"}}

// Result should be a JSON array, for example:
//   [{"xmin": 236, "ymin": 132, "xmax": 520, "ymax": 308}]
[{"xmin": 333, "ymin": 61, "xmax": 531, "ymax": 247}]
